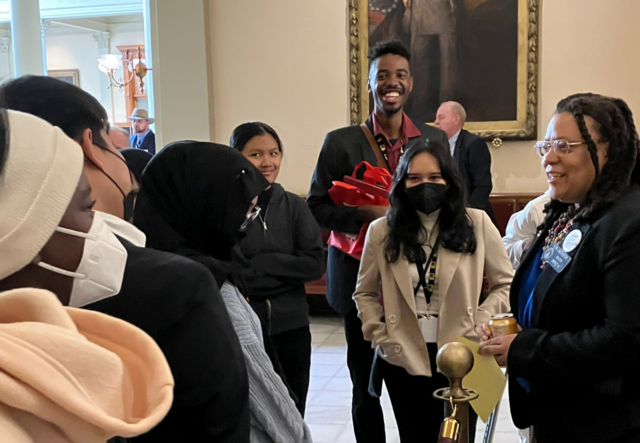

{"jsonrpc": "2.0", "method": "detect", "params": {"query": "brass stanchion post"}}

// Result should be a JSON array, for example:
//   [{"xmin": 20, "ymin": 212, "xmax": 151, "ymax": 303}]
[{"xmin": 433, "ymin": 342, "xmax": 478, "ymax": 443}]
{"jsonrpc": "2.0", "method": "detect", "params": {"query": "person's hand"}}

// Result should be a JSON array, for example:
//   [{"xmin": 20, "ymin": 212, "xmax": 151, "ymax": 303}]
[
  {"xmin": 358, "ymin": 205, "xmax": 388, "ymax": 223},
  {"xmin": 478, "ymin": 333, "xmax": 518, "ymax": 367},
  {"xmin": 403, "ymin": 0, "xmax": 410, "ymax": 7},
  {"xmin": 475, "ymin": 322, "xmax": 493, "ymax": 343}
]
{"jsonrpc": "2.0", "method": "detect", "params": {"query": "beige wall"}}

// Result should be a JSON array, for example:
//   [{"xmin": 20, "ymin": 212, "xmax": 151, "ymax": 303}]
[
  {"xmin": 149, "ymin": 0, "xmax": 212, "ymax": 150},
  {"xmin": 209, "ymin": 0, "xmax": 348, "ymax": 193},
  {"xmin": 209, "ymin": 0, "xmax": 640, "ymax": 195}
]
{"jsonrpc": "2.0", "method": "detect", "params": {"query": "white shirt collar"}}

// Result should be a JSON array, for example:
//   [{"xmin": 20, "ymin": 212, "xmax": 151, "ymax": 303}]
[{"xmin": 448, "ymin": 129, "xmax": 462, "ymax": 156}]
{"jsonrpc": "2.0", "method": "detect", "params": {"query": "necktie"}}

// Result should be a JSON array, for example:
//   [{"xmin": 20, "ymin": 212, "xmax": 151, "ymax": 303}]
[{"xmin": 135, "ymin": 136, "xmax": 142, "ymax": 149}]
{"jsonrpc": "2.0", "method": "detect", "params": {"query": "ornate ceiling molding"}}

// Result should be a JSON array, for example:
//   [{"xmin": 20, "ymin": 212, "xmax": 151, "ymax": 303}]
[{"xmin": 0, "ymin": 1, "xmax": 143, "ymax": 23}]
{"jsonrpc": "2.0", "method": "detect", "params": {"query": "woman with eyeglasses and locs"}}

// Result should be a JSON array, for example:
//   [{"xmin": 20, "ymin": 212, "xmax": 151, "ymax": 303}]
[
  {"xmin": 353, "ymin": 139, "xmax": 512, "ymax": 442},
  {"xmin": 230, "ymin": 122, "xmax": 324, "ymax": 416},
  {"xmin": 478, "ymin": 93, "xmax": 640, "ymax": 443}
]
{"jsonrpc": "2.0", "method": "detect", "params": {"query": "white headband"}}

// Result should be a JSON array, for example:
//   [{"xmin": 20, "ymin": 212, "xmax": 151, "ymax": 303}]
[{"xmin": 0, "ymin": 110, "xmax": 83, "ymax": 279}]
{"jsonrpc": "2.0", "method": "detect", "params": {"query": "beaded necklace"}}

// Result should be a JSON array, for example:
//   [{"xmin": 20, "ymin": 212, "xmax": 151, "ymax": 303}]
[{"xmin": 540, "ymin": 211, "xmax": 576, "ymax": 269}]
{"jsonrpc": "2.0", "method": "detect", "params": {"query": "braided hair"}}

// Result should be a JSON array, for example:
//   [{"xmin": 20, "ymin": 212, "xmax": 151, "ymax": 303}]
[{"xmin": 538, "ymin": 93, "xmax": 640, "ymax": 234}]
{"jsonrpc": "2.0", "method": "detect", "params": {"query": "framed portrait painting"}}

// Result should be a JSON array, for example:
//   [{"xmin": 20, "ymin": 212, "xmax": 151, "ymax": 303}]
[
  {"xmin": 349, "ymin": 0, "xmax": 539, "ymax": 140},
  {"xmin": 48, "ymin": 69, "xmax": 81, "ymax": 87}
]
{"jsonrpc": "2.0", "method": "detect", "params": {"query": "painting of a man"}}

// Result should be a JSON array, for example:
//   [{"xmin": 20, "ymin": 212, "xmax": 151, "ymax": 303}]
[
  {"xmin": 403, "ymin": 0, "xmax": 457, "ymax": 121},
  {"xmin": 367, "ymin": 0, "xmax": 521, "ymax": 125}
]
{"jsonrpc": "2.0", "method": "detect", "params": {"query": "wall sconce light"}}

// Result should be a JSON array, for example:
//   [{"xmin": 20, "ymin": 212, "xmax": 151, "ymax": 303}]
[{"xmin": 98, "ymin": 47, "xmax": 151, "ymax": 93}]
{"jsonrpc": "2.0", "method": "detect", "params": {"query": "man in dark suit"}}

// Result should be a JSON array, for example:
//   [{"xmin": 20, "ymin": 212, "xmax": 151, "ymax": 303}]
[
  {"xmin": 308, "ymin": 41, "xmax": 447, "ymax": 443},
  {"xmin": 435, "ymin": 101, "xmax": 496, "ymax": 223},
  {"xmin": 127, "ymin": 108, "xmax": 156, "ymax": 155}
]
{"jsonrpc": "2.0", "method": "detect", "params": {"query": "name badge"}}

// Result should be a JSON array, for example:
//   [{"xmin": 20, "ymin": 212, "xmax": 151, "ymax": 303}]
[
  {"xmin": 419, "ymin": 315, "xmax": 438, "ymax": 343},
  {"xmin": 562, "ymin": 229, "xmax": 582, "ymax": 253},
  {"xmin": 543, "ymin": 243, "xmax": 572, "ymax": 274}
]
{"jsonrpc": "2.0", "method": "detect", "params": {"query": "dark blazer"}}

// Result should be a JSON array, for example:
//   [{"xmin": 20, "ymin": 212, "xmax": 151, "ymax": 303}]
[
  {"xmin": 87, "ymin": 240, "xmax": 250, "ymax": 442},
  {"xmin": 307, "ymin": 116, "xmax": 448, "ymax": 315},
  {"xmin": 130, "ymin": 130, "xmax": 156, "ymax": 155},
  {"xmin": 454, "ymin": 129, "xmax": 496, "ymax": 223},
  {"xmin": 508, "ymin": 184, "xmax": 640, "ymax": 443}
]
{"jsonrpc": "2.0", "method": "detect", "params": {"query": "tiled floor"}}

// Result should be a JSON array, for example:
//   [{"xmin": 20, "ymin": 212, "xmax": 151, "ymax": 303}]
[{"xmin": 307, "ymin": 316, "xmax": 521, "ymax": 443}]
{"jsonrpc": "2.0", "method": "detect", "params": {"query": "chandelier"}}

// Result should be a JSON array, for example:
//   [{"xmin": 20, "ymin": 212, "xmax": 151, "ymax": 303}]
[{"xmin": 98, "ymin": 47, "xmax": 151, "ymax": 93}]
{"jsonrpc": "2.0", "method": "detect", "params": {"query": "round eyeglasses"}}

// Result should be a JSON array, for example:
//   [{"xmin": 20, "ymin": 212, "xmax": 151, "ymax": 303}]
[{"xmin": 534, "ymin": 139, "xmax": 586, "ymax": 158}]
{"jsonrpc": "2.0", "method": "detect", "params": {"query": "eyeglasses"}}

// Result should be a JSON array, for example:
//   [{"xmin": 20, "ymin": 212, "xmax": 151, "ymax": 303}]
[
  {"xmin": 240, "ymin": 205, "xmax": 261, "ymax": 231},
  {"xmin": 534, "ymin": 139, "xmax": 586, "ymax": 158}
]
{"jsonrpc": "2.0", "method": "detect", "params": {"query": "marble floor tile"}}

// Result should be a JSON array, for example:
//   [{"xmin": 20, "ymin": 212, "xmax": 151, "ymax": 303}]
[
  {"xmin": 334, "ymin": 363, "xmax": 352, "ymax": 378},
  {"xmin": 308, "ymin": 375, "xmax": 332, "ymax": 391},
  {"xmin": 311, "ymin": 352, "xmax": 348, "ymax": 365},
  {"xmin": 310, "ymin": 363, "xmax": 343, "ymax": 378},
  {"xmin": 311, "ymin": 332, "xmax": 331, "ymax": 346},
  {"xmin": 314, "ymin": 342, "xmax": 349, "ymax": 354},
  {"xmin": 305, "ymin": 405, "xmax": 351, "ymax": 425},
  {"xmin": 323, "ymin": 376, "xmax": 354, "ymax": 392},
  {"xmin": 307, "ymin": 423, "xmax": 346, "ymax": 443},
  {"xmin": 311, "ymin": 390, "xmax": 353, "ymax": 407}
]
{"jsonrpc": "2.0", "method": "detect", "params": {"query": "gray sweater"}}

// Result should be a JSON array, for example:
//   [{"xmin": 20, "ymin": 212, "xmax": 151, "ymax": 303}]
[{"xmin": 220, "ymin": 282, "xmax": 313, "ymax": 443}]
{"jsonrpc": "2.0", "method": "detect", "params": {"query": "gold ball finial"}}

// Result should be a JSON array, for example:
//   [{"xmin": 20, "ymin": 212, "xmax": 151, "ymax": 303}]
[{"xmin": 436, "ymin": 342, "xmax": 474, "ymax": 398}]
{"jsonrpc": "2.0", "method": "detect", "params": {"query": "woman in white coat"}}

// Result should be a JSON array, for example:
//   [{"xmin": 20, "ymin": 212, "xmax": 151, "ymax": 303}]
[{"xmin": 353, "ymin": 140, "xmax": 513, "ymax": 443}]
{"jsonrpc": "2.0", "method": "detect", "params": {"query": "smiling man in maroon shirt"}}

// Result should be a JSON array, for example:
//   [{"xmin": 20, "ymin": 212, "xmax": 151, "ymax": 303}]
[{"xmin": 308, "ymin": 41, "xmax": 447, "ymax": 443}]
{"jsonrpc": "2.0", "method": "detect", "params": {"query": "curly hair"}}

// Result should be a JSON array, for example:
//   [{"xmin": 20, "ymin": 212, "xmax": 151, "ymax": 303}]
[
  {"xmin": 368, "ymin": 40, "xmax": 411, "ymax": 65},
  {"xmin": 384, "ymin": 139, "xmax": 476, "ymax": 264},
  {"xmin": 538, "ymin": 93, "xmax": 640, "ymax": 234}
]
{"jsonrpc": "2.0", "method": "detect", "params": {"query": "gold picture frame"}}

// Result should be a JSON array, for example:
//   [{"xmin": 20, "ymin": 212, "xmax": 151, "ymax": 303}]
[
  {"xmin": 48, "ymin": 69, "xmax": 81, "ymax": 87},
  {"xmin": 349, "ymin": 0, "xmax": 539, "ymax": 140}
]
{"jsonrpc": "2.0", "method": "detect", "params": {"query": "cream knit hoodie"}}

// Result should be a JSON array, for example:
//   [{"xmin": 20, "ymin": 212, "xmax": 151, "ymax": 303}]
[{"xmin": 0, "ymin": 288, "xmax": 173, "ymax": 443}]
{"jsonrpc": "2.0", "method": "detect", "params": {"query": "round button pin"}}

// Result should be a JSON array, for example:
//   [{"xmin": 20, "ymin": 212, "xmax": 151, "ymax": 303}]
[{"xmin": 563, "ymin": 230, "xmax": 582, "ymax": 252}]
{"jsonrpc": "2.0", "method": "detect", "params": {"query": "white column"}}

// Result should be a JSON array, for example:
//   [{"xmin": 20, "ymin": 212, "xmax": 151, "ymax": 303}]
[
  {"xmin": 6, "ymin": 38, "xmax": 14, "ymax": 79},
  {"xmin": 93, "ymin": 33, "xmax": 114, "ymax": 122},
  {"xmin": 142, "ymin": 0, "xmax": 155, "ymax": 135},
  {"xmin": 10, "ymin": 0, "xmax": 46, "ymax": 76},
  {"xmin": 40, "ymin": 19, "xmax": 48, "ymax": 75},
  {"xmin": 145, "ymin": 0, "xmax": 213, "ymax": 151},
  {"xmin": 0, "ymin": 38, "xmax": 12, "ymax": 82}
]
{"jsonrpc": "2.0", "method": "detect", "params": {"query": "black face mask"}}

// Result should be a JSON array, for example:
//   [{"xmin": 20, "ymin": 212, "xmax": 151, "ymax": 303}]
[
  {"xmin": 88, "ymin": 143, "xmax": 138, "ymax": 222},
  {"xmin": 122, "ymin": 190, "xmax": 137, "ymax": 223},
  {"xmin": 406, "ymin": 182, "xmax": 448, "ymax": 215}
]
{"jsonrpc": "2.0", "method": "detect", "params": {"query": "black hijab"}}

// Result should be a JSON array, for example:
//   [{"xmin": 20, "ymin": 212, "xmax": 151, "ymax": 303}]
[{"xmin": 134, "ymin": 141, "xmax": 269, "ymax": 286}]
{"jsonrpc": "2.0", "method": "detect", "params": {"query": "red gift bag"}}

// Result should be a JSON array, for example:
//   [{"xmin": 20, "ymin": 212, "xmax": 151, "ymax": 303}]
[{"xmin": 327, "ymin": 162, "xmax": 392, "ymax": 260}]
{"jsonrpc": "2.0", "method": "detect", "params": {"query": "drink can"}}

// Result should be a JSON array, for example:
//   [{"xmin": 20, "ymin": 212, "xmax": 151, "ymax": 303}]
[{"xmin": 489, "ymin": 313, "xmax": 518, "ymax": 337}]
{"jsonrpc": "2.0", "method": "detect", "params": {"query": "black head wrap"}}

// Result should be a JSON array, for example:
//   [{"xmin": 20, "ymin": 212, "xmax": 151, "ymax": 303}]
[{"xmin": 134, "ymin": 141, "xmax": 268, "ymax": 286}]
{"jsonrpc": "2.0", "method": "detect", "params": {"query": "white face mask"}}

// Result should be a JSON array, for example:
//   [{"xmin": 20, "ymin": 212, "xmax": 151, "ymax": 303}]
[
  {"xmin": 97, "ymin": 210, "xmax": 146, "ymax": 247},
  {"xmin": 37, "ymin": 211, "xmax": 128, "ymax": 307}
]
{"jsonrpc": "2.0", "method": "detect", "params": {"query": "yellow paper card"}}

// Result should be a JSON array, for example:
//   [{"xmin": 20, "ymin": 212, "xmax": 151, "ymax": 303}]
[{"xmin": 455, "ymin": 337, "xmax": 507, "ymax": 423}]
